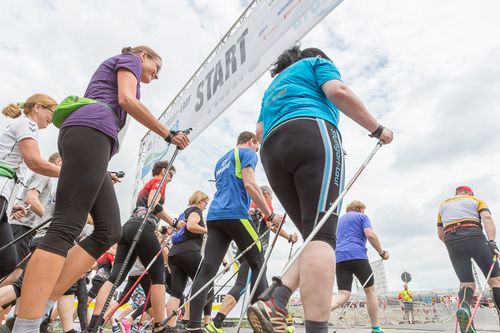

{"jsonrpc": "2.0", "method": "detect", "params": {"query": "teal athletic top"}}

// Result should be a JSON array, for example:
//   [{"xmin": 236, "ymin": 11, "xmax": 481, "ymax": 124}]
[{"xmin": 258, "ymin": 57, "xmax": 342, "ymax": 140}]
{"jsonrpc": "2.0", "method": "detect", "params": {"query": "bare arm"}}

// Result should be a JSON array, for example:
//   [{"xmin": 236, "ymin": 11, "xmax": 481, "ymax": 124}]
[
  {"xmin": 321, "ymin": 80, "xmax": 393, "ymax": 144},
  {"xmin": 117, "ymin": 70, "xmax": 189, "ymax": 148},
  {"xmin": 256, "ymin": 122, "xmax": 264, "ymax": 143},
  {"xmin": 24, "ymin": 189, "xmax": 44, "ymax": 217},
  {"xmin": 437, "ymin": 226, "xmax": 445, "ymax": 243},
  {"xmin": 481, "ymin": 211, "xmax": 496, "ymax": 241},
  {"xmin": 364, "ymin": 228, "xmax": 384, "ymax": 255},
  {"xmin": 242, "ymin": 167, "xmax": 272, "ymax": 217},
  {"xmin": 18, "ymin": 139, "xmax": 60, "ymax": 177},
  {"xmin": 186, "ymin": 212, "xmax": 207, "ymax": 235}
]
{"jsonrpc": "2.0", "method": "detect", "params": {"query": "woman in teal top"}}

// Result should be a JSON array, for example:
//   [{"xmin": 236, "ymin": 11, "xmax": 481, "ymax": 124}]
[{"xmin": 247, "ymin": 46, "xmax": 393, "ymax": 333}]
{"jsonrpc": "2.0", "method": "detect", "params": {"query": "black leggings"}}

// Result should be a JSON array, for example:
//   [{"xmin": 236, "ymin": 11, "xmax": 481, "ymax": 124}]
[
  {"xmin": 108, "ymin": 219, "xmax": 165, "ymax": 285},
  {"xmin": 38, "ymin": 126, "xmax": 122, "ymax": 259},
  {"xmin": 447, "ymin": 236, "xmax": 500, "ymax": 282},
  {"xmin": 0, "ymin": 196, "xmax": 17, "ymax": 278},
  {"xmin": 169, "ymin": 250, "xmax": 214, "ymax": 316},
  {"xmin": 188, "ymin": 219, "xmax": 266, "ymax": 327},
  {"xmin": 261, "ymin": 118, "xmax": 344, "ymax": 249},
  {"xmin": 118, "ymin": 274, "xmax": 152, "ymax": 305},
  {"xmin": 227, "ymin": 260, "xmax": 251, "ymax": 301}
]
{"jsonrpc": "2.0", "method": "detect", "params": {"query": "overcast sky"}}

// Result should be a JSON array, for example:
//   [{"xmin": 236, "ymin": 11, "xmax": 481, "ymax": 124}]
[{"xmin": 1, "ymin": 0, "xmax": 499, "ymax": 293}]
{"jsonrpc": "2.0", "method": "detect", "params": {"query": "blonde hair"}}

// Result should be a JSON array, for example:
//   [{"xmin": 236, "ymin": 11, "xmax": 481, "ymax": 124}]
[
  {"xmin": 48, "ymin": 152, "xmax": 61, "ymax": 164},
  {"xmin": 346, "ymin": 200, "xmax": 366, "ymax": 213},
  {"xmin": 122, "ymin": 45, "xmax": 162, "ymax": 62},
  {"xmin": 2, "ymin": 93, "xmax": 57, "ymax": 119},
  {"xmin": 188, "ymin": 191, "xmax": 209, "ymax": 206}
]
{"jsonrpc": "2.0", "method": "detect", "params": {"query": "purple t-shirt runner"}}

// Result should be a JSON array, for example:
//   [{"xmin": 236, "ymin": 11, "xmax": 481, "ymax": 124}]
[
  {"xmin": 62, "ymin": 53, "xmax": 142, "ymax": 155},
  {"xmin": 335, "ymin": 211, "xmax": 372, "ymax": 263}
]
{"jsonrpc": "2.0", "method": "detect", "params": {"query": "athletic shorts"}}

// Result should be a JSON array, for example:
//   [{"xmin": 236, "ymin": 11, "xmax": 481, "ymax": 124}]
[
  {"xmin": 10, "ymin": 224, "xmax": 33, "ymax": 269},
  {"xmin": 336, "ymin": 259, "xmax": 374, "ymax": 292},
  {"xmin": 446, "ymin": 236, "xmax": 500, "ymax": 282}
]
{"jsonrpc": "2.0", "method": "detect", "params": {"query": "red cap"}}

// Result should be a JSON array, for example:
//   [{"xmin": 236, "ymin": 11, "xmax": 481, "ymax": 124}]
[{"xmin": 456, "ymin": 185, "xmax": 473, "ymax": 195}]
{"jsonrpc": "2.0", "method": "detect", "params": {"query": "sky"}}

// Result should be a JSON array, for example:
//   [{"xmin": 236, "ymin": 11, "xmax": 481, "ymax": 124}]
[{"xmin": 1, "ymin": 0, "xmax": 499, "ymax": 294}]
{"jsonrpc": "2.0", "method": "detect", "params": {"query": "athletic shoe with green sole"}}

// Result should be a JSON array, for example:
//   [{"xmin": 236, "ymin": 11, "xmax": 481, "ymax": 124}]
[
  {"xmin": 371, "ymin": 328, "xmax": 384, "ymax": 333},
  {"xmin": 204, "ymin": 321, "xmax": 225, "ymax": 333},
  {"xmin": 456, "ymin": 307, "xmax": 477, "ymax": 333}
]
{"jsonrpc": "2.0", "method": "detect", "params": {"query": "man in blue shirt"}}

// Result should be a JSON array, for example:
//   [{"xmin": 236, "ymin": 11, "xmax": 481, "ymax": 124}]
[
  {"xmin": 182, "ymin": 131, "xmax": 282, "ymax": 333},
  {"xmin": 331, "ymin": 200, "xmax": 389, "ymax": 333}
]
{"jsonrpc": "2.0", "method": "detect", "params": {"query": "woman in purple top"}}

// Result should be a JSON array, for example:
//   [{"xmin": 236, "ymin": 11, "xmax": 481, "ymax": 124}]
[
  {"xmin": 13, "ymin": 46, "xmax": 189, "ymax": 333},
  {"xmin": 331, "ymin": 200, "xmax": 389, "ymax": 333}
]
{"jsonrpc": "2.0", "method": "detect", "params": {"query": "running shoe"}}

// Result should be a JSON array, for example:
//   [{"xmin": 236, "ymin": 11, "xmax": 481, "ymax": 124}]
[
  {"xmin": 371, "ymin": 328, "xmax": 384, "ymax": 333},
  {"xmin": 204, "ymin": 321, "xmax": 224, "ymax": 333},
  {"xmin": 121, "ymin": 319, "xmax": 131, "ymax": 333},
  {"xmin": 247, "ymin": 298, "xmax": 288, "ymax": 333},
  {"xmin": 456, "ymin": 307, "xmax": 477, "ymax": 333},
  {"xmin": 285, "ymin": 325, "xmax": 295, "ymax": 333}
]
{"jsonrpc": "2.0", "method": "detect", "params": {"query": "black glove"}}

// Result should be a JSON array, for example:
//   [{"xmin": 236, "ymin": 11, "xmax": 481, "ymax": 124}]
[
  {"xmin": 160, "ymin": 226, "xmax": 169, "ymax": 235},
  {"xmin": 488, "ymin": 240, "xmax": 499, "ymax": 256}
]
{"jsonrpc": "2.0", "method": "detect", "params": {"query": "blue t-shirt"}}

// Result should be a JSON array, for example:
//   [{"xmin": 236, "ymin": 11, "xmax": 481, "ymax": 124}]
[
  {"xmin": 258, "ymin": 57, "xmax": 342, "ymax": 140},
  {"xmin": 336, "ymin": 211, "xmax": 372, "ymax": 263},
  {"xmin": 207, "ymin": 147, "xmax": 258, "ymax": 221}
]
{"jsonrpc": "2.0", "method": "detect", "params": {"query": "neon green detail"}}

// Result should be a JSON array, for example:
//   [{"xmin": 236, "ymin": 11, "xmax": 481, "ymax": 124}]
[
  {"xmin": 240, "ymin": 219, "xmax": 261, "ymax": 252},
  {"xmin": 0, "ymin": 162, "xmax": 16, "ymax": 179},
  {"xmin": 234, "ymin": 147, "xmax": 242, "ymax": 179}
]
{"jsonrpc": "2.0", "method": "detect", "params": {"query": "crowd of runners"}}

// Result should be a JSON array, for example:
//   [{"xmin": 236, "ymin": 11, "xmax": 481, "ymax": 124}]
[{"xmin": 0, "ymin": 43, "xmax": 497, "ymax": 333}]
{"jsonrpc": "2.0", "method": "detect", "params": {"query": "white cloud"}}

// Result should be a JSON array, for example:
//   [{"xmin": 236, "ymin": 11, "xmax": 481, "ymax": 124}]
[{"xmin": 1, "ymin": 0, "xmax": 499, "ymax": 293}]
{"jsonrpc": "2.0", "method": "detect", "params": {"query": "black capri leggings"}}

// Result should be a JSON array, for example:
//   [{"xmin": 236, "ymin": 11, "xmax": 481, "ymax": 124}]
[
  {"xmin": 227, "ymin": 260, "xmax": 251, "ymax": 301},
  {"xmin": 188, "ymin": 219, "xmax": 266, "ymax": 327},
  {"xmin": 261, "ymin": 117, "xmax": 344, "ymax": 249},
  {"xmin": 38, "ymin": 126, "xmax": 122, "ymax": 259},
  {"xmin": 169, "ymin": 250, "xmax": 214, "ymax": 316},
  {"xmin": 108, "ymin": 219, "xmax": 165, "ymax": 285},
  {"xmin": 0, "ymin": 196, "xmax": 17, "ymax": 278},
  {"xmin": 118, "ymin": 274, "xmax": 152, "ymax": 305}
]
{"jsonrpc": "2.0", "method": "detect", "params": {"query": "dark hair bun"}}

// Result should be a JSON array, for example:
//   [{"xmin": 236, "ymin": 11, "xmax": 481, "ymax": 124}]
[{"xmin": 121, "ymin": 46, "xmax": 133, "ymax": 54}]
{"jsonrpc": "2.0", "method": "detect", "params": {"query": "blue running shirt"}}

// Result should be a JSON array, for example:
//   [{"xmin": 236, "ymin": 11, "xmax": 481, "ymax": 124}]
[
  {"xmin": 207, "ymin": 147, "xmax": 258, "ymax": 221},
  {"xmin": 336, "ymin": 211, "xmax": 372, "ymax": 263},
  {"xmin": 258, "ymin": 57, "xmax": 342, "ymax": 140}
]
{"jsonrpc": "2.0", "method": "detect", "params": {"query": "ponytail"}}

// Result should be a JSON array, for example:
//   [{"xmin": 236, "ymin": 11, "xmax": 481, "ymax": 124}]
[{"xmin": 1, "ymin": 103, "xmax": 23, "ymax": 119}]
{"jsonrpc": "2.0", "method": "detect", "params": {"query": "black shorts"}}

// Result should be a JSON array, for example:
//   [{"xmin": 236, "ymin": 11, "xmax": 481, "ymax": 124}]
[
  {"xmin": 336, "ymin": 259, "xmax": 374, "ymax": 292},
  {"xmin": 446, "ymin": 236, "xmax": 500, "ymax": 282}
]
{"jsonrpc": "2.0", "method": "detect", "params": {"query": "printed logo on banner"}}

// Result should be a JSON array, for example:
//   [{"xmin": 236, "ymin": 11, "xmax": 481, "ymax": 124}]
[{"xmin": 132, "ymin": 0, "xmax": 345, "ymax": 205}]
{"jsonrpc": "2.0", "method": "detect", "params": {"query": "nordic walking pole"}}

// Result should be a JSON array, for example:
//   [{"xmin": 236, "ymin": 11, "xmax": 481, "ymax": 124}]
[
  {"xmin": 465, "ymin": 253, "xmax": 499, "ymax": 331},
  {"xmin": 137, "ymin": 283, "xmax": 152, "ymax": 331},
  {"xmin": 94, "ymin": 126, "xmax": 191, "ymax": 332},
  {"xmin": 288, "ymin": 242, "xmax": 294, "ymax": 260},
  {"xmin": 0, "ymin": 218, "xmax": 52, "ymax": 254},
  {"xmin": 165, "ymin": 227, "xmax": 273, "ymax": 322},
  {"xmin": 103, "ymin": 235, "xmax": 172, "ymax": 325},
  {"xmin": 204, "ymin": 269, "xmax": 240, "ymax": 306},
  {"xmin": 235, "ymin": 214, "xmax": 286, "ymax": 333},
  {"xmin": 332, "ymin": 260, "xmax": 383, "ymax": 333}
]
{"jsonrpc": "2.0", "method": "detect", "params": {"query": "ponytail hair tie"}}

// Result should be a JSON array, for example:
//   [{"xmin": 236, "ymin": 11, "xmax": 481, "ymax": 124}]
[{"xmin": 16, "ymin": 102, "xmax": 25, "ymax": 109}]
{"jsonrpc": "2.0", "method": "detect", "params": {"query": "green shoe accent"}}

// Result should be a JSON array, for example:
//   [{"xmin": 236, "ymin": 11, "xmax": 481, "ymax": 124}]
[
  {"xmin": 286, "ymin": 326, "xmax": 295, "ymax": 333},
  {"xmin": 456, "ymin": 307, "xmax": 477, "ymax": 333},
  {"xmin": 204, "ymin": 321, "xmax": 225, "ymax": 333},
  {"xmin": 371, "ymin": 328, "xmax": 384, "ymax": 333}
]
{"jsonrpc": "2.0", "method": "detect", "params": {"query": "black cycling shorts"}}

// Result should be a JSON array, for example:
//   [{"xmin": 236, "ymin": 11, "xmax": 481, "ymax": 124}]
[
  {"xmin": 446, "ymin": 236, "xmax": 500, "ymax": 282},
  {"xmin": 336, "ymin": 259, "xmax": 374, "ymax": 292},
  {"xmin": 261, "ymin": 117, "xmax": 344, "ymax": 249}
]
